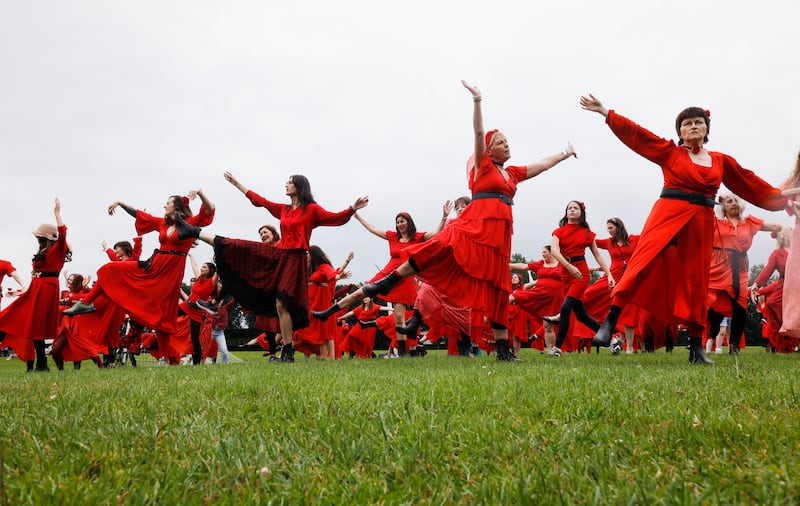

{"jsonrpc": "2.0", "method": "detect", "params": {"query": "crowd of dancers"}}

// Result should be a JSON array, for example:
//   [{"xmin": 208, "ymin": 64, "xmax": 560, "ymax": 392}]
[{"xmin": 1, "ymin": 82, "xmax": 799, "ymax": 369}]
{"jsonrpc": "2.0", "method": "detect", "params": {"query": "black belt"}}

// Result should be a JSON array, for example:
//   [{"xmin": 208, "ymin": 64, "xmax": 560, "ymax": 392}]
[
  {"xmin": 157, "ymin": 250, "xmax": 188, "ymax": 256},
  {"xmin": 472, "ymin": 192, "xmax": 514, "ymax": 206},
  {"xmin": 32, "ymin": 271, "xmax": 59, "ymax": 278},
  {"xmin": 564, "ymin": 255, "xmax": 585, "ymax": 263},
  {"xmin": 714, "ymin": 247, "xmax": 748, "ymax": 298},
  {"xmin": 659, "ymin": 188, "xmax": 716, "ymax": 208}
]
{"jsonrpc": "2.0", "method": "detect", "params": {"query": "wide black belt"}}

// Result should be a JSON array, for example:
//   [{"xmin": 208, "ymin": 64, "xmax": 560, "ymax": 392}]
[
  {"xmin": 659, "ymin": 188, "xmax": 716, "ymax": 208},
  {"xmin": 32, "ymin": 271, "xmax": 59, "ymax": 278},
  {"xmin": 714, "ymin": 247, "xmax": 748, "ymax": 298},
  {"xmin": 472, "ymin": 192, "xmax": 513, "ymax": 206},
  {"xmin": 156, "ymin": 250, "xmax": 188, "ymax": 256},
  {"xmin": 564, "ymin": 255, "xmax": 585, "ymax": 263}
]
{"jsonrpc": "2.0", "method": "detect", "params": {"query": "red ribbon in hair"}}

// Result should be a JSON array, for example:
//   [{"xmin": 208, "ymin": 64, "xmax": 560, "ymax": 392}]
[
  {"xmin": 485, "ymin": 129, "xmax": 498, "ymax": 148},
  {"xmin": 181, "ymin": 196, "xmax": 190, "ymax": 207}
]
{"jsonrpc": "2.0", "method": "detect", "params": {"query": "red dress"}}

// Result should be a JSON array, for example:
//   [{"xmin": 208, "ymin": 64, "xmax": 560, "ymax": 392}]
[
  {"xmin": 57, "ymin": 287, "xmax": 107, "ymax": 363},
  {"xmin": 707, "ymin": 216, "xmax": 763, "ymax": 313},
  {"xmin": 553, "ymin": 224, "xmax": 596, "ymax": 299},
  {"xmin": 403, "ymin": 153, "xmax": 527, "ymax": 324},
  {"xmin": 87, "ymin": 206, "xmax": 214, "ymax": 336},
  {"xmin": 754, "ymin": 248, "xmax": 790, "ymax": 351},
  {"xmin": 513, "ymin": 261, "xmax": 564, "ymax": 321},
  {"xmin": 0, "ymin": 260, "xmax": 17, "ymax": 306},
  {"xmin": 341, "ymin": 304, "xmax": 381, "ymax": 358},
  {"xmin": 573, "ymin": 236, "xmax": 640, "ymax": 339},
  {"xmin": 294, "ymin": 263, "xmax": 338, "ymax": 351},
  {"xmin": 370, "ymin": 231, "xmax": 426, "ymax": 306},
  {"xmin": 0, "ymin": 225, "xmax": 69, "ymax": 361},
  {"xmin": 603, "ymin": 111, "xmax": 786, "ymax": 331},
  {"xmin": 214, "ymin": 190, "xmax": 354, "ymax": 331}
]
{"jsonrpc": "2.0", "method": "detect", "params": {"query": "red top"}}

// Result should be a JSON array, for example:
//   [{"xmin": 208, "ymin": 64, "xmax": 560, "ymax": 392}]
[
  {"xmin": 105, "ymin": 236, "xmax": 143, "ymax": 262},
  {"xmin": 245, "ymin": 190, "xmax": 354, "ymax": 250},
  {"xmin": 552, "ymin": 224, "xmax": 595, "ymax": 259},
  {"xmin": 179, "ymin": 275, "xmax": 216, "ymax": 323},
  {"xmin": 604, "ymin": 110, "xmax": 786, "ymax": 328},
  {"xmin": 595, "ymin": 235, "xmax": 640, "ymax": 281},
  {"xmin": 755, "ymin": 248, "xmax": 788, "ymax": 287},
  {"xmin": 708, "ymin": 215, "xmax": 764, "ymax": 307},
  {"xmin": 0, "ymin": 259, "xmax": 16, "ymax": 278}
]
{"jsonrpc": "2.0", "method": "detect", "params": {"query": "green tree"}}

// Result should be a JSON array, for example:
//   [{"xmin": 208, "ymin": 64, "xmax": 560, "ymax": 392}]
[{"xmin": 510, "ymin": 252, "xmax": 531, "ymax": 283}]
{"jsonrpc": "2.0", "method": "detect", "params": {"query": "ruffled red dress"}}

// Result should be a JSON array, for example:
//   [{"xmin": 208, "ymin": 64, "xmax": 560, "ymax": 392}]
[
  {"xmin": 754, "ymin": 248, "xmax": 790, "ymax": 351},
  {"xmin": 403, "ymin": 153, "xmax": 526, "ymax": 324},
  {"xmin": 294, "ymin": 263, "xmax": 338, "ymax": 353}
]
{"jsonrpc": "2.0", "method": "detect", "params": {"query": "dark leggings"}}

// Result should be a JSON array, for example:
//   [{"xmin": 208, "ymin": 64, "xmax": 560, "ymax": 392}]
[
  {"xmin": 190, "ymin": 318, "xmax": 202, "ymax": 365},
  {"xmin": 555, "ymin": 296, "xmax": 600, "ymax": 349}
]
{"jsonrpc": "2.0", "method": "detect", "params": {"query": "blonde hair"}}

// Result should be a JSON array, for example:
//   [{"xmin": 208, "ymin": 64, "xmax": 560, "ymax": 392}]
[{"xmin": 715, "ymin": 193, "xmax": 747, "ymax": 219}]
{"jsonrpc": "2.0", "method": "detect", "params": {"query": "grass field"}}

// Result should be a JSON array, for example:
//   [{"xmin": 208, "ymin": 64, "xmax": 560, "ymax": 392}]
[{"xmin": 1, "ymin": 347, "xmax": 799, "ymax": 505}]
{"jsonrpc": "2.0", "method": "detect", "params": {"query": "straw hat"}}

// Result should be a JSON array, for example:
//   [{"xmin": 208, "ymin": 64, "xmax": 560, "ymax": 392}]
[{"xmin": 32, "ymin": 223, "xmax": 58, "ymax": 241}]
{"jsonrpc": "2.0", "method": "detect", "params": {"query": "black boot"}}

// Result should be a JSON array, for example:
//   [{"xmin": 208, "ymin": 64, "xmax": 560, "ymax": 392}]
[
  {"xmin": 278, "ymin": 342, "xmax": 295, "ymax": 363},
  {"xmin": 397, "ymin": 310, "xmax": 422, "ymax": 336},
  {"xmin": 396, "ymin": 340, "xmax": 407, "ymax": 357},
  {"xmin": 592, "ymin": 306, "xmax": 621, "ymax": 347},
  {"xmin": 173, "ymin": 212, "xmax": 201, "ymax": 240},
  {"xmin": 363, "ymin": 271, "xmax": 402, "ymax": 297},
  {"xmin": 495, "ymin": 339, "xmax": 521, "ymax": 362},
  {"xmin": 689, "ymin": 337, "xmax": 714, "ymax": 365},
  {"xmin": 457, "ymin": 333, "xmax": 473, "ymax": 357},
  {"xmin": 312, "ymin": 303, "xmax": 341, "ymax": 322}
]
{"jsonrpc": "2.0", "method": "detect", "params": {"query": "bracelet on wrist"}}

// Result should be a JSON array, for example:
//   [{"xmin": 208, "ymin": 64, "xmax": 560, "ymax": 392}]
[{"xmin": 473, "ymin": 96, "xmax": 482, "ymax": 103}]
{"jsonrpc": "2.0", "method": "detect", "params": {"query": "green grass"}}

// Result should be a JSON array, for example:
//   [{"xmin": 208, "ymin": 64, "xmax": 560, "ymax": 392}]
[{"xmin": 1, "ymin": 348, "xmax": 799, "ymax": 505}]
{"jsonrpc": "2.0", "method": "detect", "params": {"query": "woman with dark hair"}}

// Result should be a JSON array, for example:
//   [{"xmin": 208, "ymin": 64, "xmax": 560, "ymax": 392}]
[
  {"xmin": 258, "ymin": 224, "xmax": 280, "ymax": 244},
  {"xmin": 293, "ymin": 246, "xmax": 352, "ymax": 359},
  {"xmin": 315, "ymin": 81, "xmax": 576, "ymax": 361},
  {"xmin": 0, "ymin": 198, "xmax": 68, "ymax": 371},
  {"xmin": 509, "ymin": 244, "xmax": 564, "ymax": 353},
  {"xmin": 580, "ymin": 94, "xmax": 787, "ymax": 364},
  {"xmin": 547, "ymin": 201, "xmax": 614, "ymax": 357},
  {"xmin": 178, "ymin": 255, "xmax": 218, "ymax": 364},
  {"xmin": 63, "ymin": 191, "xmax": 215, "ymax": 362},
  {"xmin": 572, "ymin": 217, "xmax": 640, "ymax": 354},
  {"xmin": 706, "ymin": 193, "xmax": 785, "ymax": 355},
  {"xmin": 52, "ymin": 273, "xmax": 105, "ymax": 370},
  {"xmin": 177, "ymin": 171, "xmax": 368, "ymax": 363},
  {"xmin": 349, "ymin": 206, "xmax": 449, "ymax": 355}
]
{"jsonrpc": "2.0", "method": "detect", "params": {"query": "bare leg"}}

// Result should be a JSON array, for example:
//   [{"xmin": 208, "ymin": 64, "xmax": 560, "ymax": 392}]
[
  {"xmin": 543, "ymin": 320, "xmax": 555, "ymax": 351},
  {"xmin": 624, "ymin": 325, "xmax": 635, "ymax": 354},
  {"xmin": 276, "ymin": 299, "xmax": 293, "ymax": 346}
]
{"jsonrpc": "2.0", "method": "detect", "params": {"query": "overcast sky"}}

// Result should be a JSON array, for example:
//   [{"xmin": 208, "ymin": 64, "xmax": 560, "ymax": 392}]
[{"xmin": 2, "ymin": 1, "xmax": 798, "ymax": 292}]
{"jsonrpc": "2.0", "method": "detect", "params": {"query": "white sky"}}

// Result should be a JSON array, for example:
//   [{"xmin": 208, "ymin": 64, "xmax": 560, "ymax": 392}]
[{"xmin": 1, "ymin": 1, "xmax": 798, "ymax": 291}]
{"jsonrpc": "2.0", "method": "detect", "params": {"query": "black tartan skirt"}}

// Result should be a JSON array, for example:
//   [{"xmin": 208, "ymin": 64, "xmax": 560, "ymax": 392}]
[{"xmin": 213, "ymin": 237, "xmax": 309, "ymax": 330}]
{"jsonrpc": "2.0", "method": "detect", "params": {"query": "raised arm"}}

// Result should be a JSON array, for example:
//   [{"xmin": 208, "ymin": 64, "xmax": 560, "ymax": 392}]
[
  {"xmin": 523, "ymin": 142, "xmax": 577, "ymax": 180},
  {"xmin": 462, "ymin": 80, "xmax": 485, "ymax": 182},
  {"xmin": 422, "ymin": 201, "xmax": 453, "ymax": 240},
  {"xmin": 353, "ymin": 212, "xmax": 388, "ymax": 239},
  {"xmin": 224, "ymin": 171, "xmax": 249, "ymax": 195},
  {"xmin": 579, "ymin": 94, "xmax": 609, "ymax": 118},
  {"xmin": 53, "ymin": 198, "xmax": 64, "ymax": 227},
  {"xmin": 108, "ymin": 201, "xmax": 137, "ymax": 218},
  {"xmin": 187, "ymin": 253, "xmax": 200, "ymax": 279},
  {"xmin": 188, "ymin": 188, "xmax": 215, "ymax": 215},
  {"xmin": 335, "ymin": 252, "xmax": 354, "ymax": 277}
]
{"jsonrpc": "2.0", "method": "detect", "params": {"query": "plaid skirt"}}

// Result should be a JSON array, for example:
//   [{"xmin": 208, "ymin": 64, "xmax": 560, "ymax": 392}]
[{"xmin": 213, "ymin": 237, "xmax": 309, "ymax": 330}]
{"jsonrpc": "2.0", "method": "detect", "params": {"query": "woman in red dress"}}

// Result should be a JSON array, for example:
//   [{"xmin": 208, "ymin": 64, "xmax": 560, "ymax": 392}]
[
  {"xmin": 706, "ymin": 193, "xmax": 785, "ymax": 355},
  {"xmin": 580, "ymin": 94, "xmax": 787, "ymax": 364},
  {"xmin": 63, "ymin": 191, "xmax": 216, "ymax": 363},
  {"xmin": 178, "ymin": 254, "xmax": 218, "ymax": 364},
  {"xmin": 293, "ymin": 247, "xmax": 352, "ymax": 359},
  {"xmin": 178, "ymin": 171, "xmax": 368, "ymax": 363},
  {"xmin": 509, "ymin": 245, "xmax": 564, "ymax": 353},
  {"xmin": 548, "ymin": 201, "xmax": 614, "ymax": 357},
  {"xmin": 572, "ymin": 218, "xmax": 640, "ymax": 354},
  {"xmin": 51, "ymin": 273, "xmax": 104, "ymax": 370},
  {"xmin": 315, "ymin": 81, "xmax": 577, "ymax": 361},
  {"xmin": 751, "ymin": 230, "xmax": 792, "ymax": 352},
  {"xmin": 338, "ymin": 297, "xmax": 386, "ymax": 358},
  {"xmin": 0, "ymin": 198, "xmax": 68, "ymax": 371},
  {"xmin": 0, "ymin": 259, "xmax": 27, "ymax": 310},
  {"xmin": 351, "ymin": 207, "xmax": 448, "ymax": 354}
]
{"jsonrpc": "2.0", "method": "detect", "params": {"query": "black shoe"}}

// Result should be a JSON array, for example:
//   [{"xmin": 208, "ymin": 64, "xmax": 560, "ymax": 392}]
[
  {"xmin": 363, "ymin": 271, "xmax": 401, "ymax": 297},
  {"xmin": 196, "ymin": 299, "xmax": 219, "ymax": 315},
  {"xmin": 592, "ymin": 313, "xmax": 618, "ymax": 348},
  {"xmin": 689, "ymin": 337, "xmax": 714, "ymax": 365},
  {"xmin": 543, "ymin": 315, "xmax": 560, "ymax": 324},
  {"xmin": 495, "ymin": 339, "xmax": 522, "ymax": 362},
  {"xmin": 397, "ymin": 311, "xmax": 422, "ymax": 336},
  {"xmin": 174, "ymin": 211, "xmax": 201, "ymax": 240},
  {"xmin": 312, "ymin": 304, "xmax": 340, "ymax": 322},
  {"xmin": 276, "ymin": 343, "xmax": 295, "ymax": 363}
]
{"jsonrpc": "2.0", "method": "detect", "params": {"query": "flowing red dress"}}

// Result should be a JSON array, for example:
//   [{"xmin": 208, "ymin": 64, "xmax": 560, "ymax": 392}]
[
  {"xmin": 0, "ymin": 260, "xmax": 18, "ymax": 308},
  {"xmin": 513, "ymin": 260, "xmax": 564, "ymax": 342},
  {"xmin": 294, "ymin": 263, "xmax": 338, "ymax": 355},
  {"xmin": 603, "ymin": 111, "xmax": 786, "ymax": 332},
  {"xmin": 213, "ymin": 190, "xmax": 354, "ymax": 331},
  {"xmin": 341, "ymin": 304, "xmax": 381, "ymax": 358},
  {"xmin": 0, "ymin": 225, "xmax": 69, "ymax": 361},
  {"xmin": 86, "ymin": 206, "xmax": 214, "ymax": 338},
  {"xmin": 403, "ymin": 154, "xmax": 527, "ymax": 324},
  {"xmin": 573, "ymin": 235, "xmax": 640, "ymax": 340},
  {"xmin": 370, "ymin": 231, "xmax": 426, "ymax": 306},
  {"xmin": 754, "ymin": 248, "xmax": 791, "ymax": 351}
]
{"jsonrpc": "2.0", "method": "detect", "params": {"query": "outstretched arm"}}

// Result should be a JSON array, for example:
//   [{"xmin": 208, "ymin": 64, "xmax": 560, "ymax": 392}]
[
  {"xmin": 188, "ymin": 188, "xmax": 215, "ymax": 214},
  {"xmin": 10, "ymin": 270, "xmax": 27, "ymax": 292},
  {"xmin": 422, "ymin": 201, "xmax": 453, "ymax": 240},
  {"xmin": 524, "ymin": 142, "xmax": 577, "ymax": 180},
  {"xmin": 462, "ymin": 80, "xmax": 485, "ymax": 182},
  {"xmin": 53, "ymin": 198, "xmax": 64, "ymax": 227},
  {"xmin": 187, "ymin": 253, "xmax": 200, "ymax": 279},
  {"xmin": 108, "ymin": 201, "xmax": 137, "ymax": 218},
  {"xmin": 336, "ymin": 252, "xmax": 354, "ymax": 277},
  {"xmin": 580, "ymin": 94, "xmax": 609, "ymax": 118},
  {"xmin": 353, "ymin": 212, "xmax": 388, "ymax": 239},
  {"xmin": 224, "ymin": 171, "xmax": 249, "ymax": 195}
]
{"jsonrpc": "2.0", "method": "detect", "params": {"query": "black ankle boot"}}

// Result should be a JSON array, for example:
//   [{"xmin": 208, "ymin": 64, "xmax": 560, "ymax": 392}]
[
  {"xmin": 363, "ymin": 271, "xmax": 401, "ymax": 297},
  {"xmin": 592, "ymin": 308, "xmax": 620, "ymax": 347},
  {"xmin": 457, "ymin": 334, "xmax": 473, "ymax": 357},
  {"xmin": 278, "ymin": 343, "xmax": 295, "ymax": 363},
  {"xmin": 174, "ymin": 212, "xmax": 201, "ymax": 240},
  {"xmin": 396, "ymin": 340, "xmax": 407, "ymax": 357},
  {"xmin": 689, "ymin": 337, "xmax": 714, "ymax": 365},
  {"xmin": 397, "ymin": 310, "xmax": 422, "ymax": 336},
  {"xmin": 312, "ymin": 303, "xmax": 340, "ymax": 321},
  {"xmin": 495, "ymin": 339, "xmax": 521, "ymax": 362}
]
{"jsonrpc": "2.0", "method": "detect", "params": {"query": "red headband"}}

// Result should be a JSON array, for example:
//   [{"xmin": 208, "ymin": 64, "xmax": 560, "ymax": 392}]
[
  {"xmin": 396, "ymin": 212, "xmax": 412, "ymax": 222},
  {"xmin": 485, "ymin": 129, "xmax": 499, "ymax": 148},
  {"xmin": 181, "ymin": 196, "xmax": 190, "ymax": 207}
]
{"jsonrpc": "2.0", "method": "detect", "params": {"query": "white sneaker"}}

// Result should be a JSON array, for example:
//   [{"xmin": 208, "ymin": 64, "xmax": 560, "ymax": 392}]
[
  {"xmin": 714, "ymin": 348, "xmax": 723, "ymax": 354},
  {"xmin": 547, "ymin": 347, "xmax": 562, "ymax": 357},
  {"xmin": 610, "ymin": 338, "xmax": 622, "ymax": 356}
]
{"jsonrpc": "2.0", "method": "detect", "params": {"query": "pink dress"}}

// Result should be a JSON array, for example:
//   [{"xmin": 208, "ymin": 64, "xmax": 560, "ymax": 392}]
[{"xmin": 781, "ymin": 183, "xmax": 800, "ymax": 337}]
